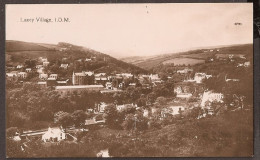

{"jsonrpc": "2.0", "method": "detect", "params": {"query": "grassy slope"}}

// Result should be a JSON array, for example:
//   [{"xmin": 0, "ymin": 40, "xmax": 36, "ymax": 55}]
[{"xmin": 6, "ymin": 40, "xmax": 147, "ymax": 73}]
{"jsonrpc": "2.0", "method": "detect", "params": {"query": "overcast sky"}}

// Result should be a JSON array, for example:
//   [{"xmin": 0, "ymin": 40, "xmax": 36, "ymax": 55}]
[{"xmin": 6, "ymin": 3, "xmax": 253, "ymax": 58}]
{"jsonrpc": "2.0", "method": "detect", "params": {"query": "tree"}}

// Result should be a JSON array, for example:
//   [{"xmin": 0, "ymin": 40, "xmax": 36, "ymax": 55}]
[
  {"xmin": 103, "ymin": 104, "xmax": 121, "ymax": 129},
  {"xmin": 24, "ymin": 59, "xmax": 36, "ymax": 68},
  {"xmin": 155, "ymin": 97, "xmax": 167, "ymax": 107},
  {"xmin": 57, "ymin": 112, "xmax": 73, "ymax": 128},
  {"xmin": 6, "ymin": 127, "xmax": 18, "ymax": 138},
  {"xmin": 71, "ymin": 110, "xmax": 87, "ymax": 127},
  {"xmin": 121, "ymin": 114, "xmax": 135, "ymax": 130}
]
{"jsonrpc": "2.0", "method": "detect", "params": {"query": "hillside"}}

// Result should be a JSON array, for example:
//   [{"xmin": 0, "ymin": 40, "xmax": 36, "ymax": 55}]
[
  {"xmin": 6, "ymin": 40, "xmax": 147, "ymax": 74},
  {"xmin": 121, "ymin": 44, "xmax": 253, "ymax": 70}
]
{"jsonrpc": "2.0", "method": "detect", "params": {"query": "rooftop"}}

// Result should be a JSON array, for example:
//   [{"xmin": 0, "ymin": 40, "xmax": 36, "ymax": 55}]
[{"xmin": 55, "ymin": 85, "xmax": 104, "ymax": 90}]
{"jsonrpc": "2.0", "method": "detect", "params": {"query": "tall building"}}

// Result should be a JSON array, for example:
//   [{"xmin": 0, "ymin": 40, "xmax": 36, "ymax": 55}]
[{"xmin": 72, "ymin": 72, "xmax": 86, "ymax": 85}]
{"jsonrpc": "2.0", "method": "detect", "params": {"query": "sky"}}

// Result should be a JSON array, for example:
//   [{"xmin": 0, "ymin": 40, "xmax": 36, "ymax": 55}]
[{"xmin": 6, "ymin": 3, "xmax": 253, "ymax": 58}]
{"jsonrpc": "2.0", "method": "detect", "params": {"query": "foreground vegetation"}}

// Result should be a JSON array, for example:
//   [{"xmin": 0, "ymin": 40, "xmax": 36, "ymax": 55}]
[{"xmin": 7, "ymin": 108, "xmax": 253, "ymax": 157}]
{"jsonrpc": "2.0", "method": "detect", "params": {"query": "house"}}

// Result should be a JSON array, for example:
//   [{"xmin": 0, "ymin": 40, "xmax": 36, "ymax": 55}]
[
  {"xmin": 72, "ymin": 72, "xmax": 86, "ymax": 85},
  {"xmin": 36, "ymin": 65, "xmax": 43, "ymax": 69},
  {"xmin": 209, "ymin": 58, "xmax": 214, "ymax": 62},
  {"xmin": 194, "ymin": 73, "xmax": 212, "ymax": 83},
  {"xmin": 6, "ymin": 71, "xmax": 18, "ymax": 78},
  {"xmin": 95, "ymin": 73, "xmax": 108, "ymax": 84},
  {"xmin": 244, "ymin": 61, "xmax": 250, "ymax": 67},
  {"xmin": 174, "ymin": 85, "xmax": 193, "ymax": 98},
  {"xmin": 40, "ymin": 57, "xmax": 48, "ymax": 62},
  {"xmin": 59, "ymin": 48, "xmax": 67, "ymax": 51},
  {"xmin": 25, "ymin": 68, "xmax": 32, "ymax": 72},
  {"xmin": 16, "ymin": 65, "xmax": 23, "ymax": 69},
  {"xmin": 57, "ymin": 79, "xmax": 69, "ymax": 86},
  {"xmin": 37, "ymin": 67, "xmax": 44, "ymax": 74},
  {"xmin": 161, "ymin": 106, "xmax": 185, "ymax": 117},
  {"xmin": 84, "ymin": 71, "xmax": 94, "ymax": 76},
  {"xmin": 43, "ymin": 61, "xmax": 50, "ymax": 67},
  {"xmin": 143, "ymin": 109, "xmax": 149, "ymax": 117},
  {"xmin": 47, "ymin": 78, "xmax": 57, "ymax": 86},
  {"xmin": 105, "ymin": 82, "xmax": 113, "ymax": 90},
  {"xmin": 176, "ymin": 68, "xmax": 193, "ymax": 74},
  {"xmin": 18, "ymin": 72, "xmax": 27, "ymax": 79},
  {"xmin": 85, "ymin": 58, "xmax": 92, "ymax": 62},
  {"xmin": 49, "ymin": 74, "xmax": 58, "ymax": 80},
  {"xmin": 176, "ymin": 93, "xmax": 192, "ymax": 98},
  {"xmin": 96, "ymin": 102, "xmax": 108, "ymax": 113},
  {"xmin": 116, "ymin": 104, "xmax": 137, "ymax": 111},
  {"xmin": 129, "ymin": 83, "xmax": 136, "ymax": 87},
  {"xmin": 39, "ymin": 73, "xmax": 48, "ymax": 80},
  {"xmin": 200, "ymin": 90, "xmax": 224, "ymax": 107},
  {"xmin": 149, "ymin": 74, "xmax": 161, "ymax": 82},
  {"xmin": 225, "ymin": 75, "xmax": 239, "ymax": 82},
  {"xmin": 42, "ymin": 127, "xmax": 66, "ymax": 142},
  {"xmin": 85, "ymin": 119, "xmax": 96, "ymax": 125},
  {"xmin": 237, "ymin": 63, "xmax": 244, "ymax": 67},
  {"xmin": 60, "ymin": 64, "xmax": 69, "ymax": 69},
  {"xmin": 95, "ymin": 73, "xmax": 106, "ymax": 77},
  {"xmin": 37, "ymin": 81, "xmax": 47, "ymax": 88},
  {"xmin": 121, "ymin": 73, "xmax": 133, "ymax": 78}
]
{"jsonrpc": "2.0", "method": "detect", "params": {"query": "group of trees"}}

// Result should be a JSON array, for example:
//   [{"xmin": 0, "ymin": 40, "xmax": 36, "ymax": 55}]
[
  {"xmin": 103, "ymin": 104, "xmax": 148, "ymax": 131},
  {"xmin": 7, "ymin": 107, "xmax": 253, "ymax": 158}
]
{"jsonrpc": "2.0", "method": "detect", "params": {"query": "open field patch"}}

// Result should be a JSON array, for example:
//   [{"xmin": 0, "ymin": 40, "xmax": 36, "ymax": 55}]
[{"xmin": 162, "ymin": 58, "xmax": 205, "ymax": 66}]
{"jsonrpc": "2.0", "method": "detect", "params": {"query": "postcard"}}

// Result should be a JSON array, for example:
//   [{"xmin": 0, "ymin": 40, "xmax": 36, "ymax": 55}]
[{"xmin": 5, "ymin": 3, "xmax": 253, "ymax": 158}]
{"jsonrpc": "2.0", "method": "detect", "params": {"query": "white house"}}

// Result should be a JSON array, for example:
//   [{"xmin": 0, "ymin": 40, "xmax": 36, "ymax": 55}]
[
  {"xmin": 105, "ymin": 82, "xmax": 113, "ymax": 90},
  {"xmin": 97, "ymin": 102, "xmax": 108, "ymax": 113},
  {"xmin": 16, "ymin": 65, "xmax": 23, "ymax": 69},
  {"xmin": 6, "ymin": 71, "xmax": 18, "ymax": 78},
  {"xmin": 143, "ymin": 109, "xmax": 149, "ymax": 117},
  {"xmin": 149, "ymin": 74, "xmax": 161, "ymax": 82},
  {"xmin": 25, "ymin": 68, "xmax": 32, "ymax": 72},
  {"xmin": 84, "ymin": 71, "xmax": 94, "ymax": 76},
  {"xmin": 176, "ymin": 93, "xmax": 192, "ymax": 98},
  {"xmin": 121, "ymin": 73, "xmax": 133, "ymax": 78},
  {"xmin": 42, "ymin": 127, "xmax": 66, "ymax": 142},
  {"xmin": 18, "ymin": 72, "xmax": 27, "ymax": 79},
  {"xmin": 95, "ymin": 73, "xmax": 106, "ymax": 77},
  {"xmin": 194, "ymin": 73, "xmax": 212, "ymax": 83},
  {"xmin": 49, "ymin": 74, "xmax": 58, "ymax": 80},
  {"xmin": 43, "ymin": 61, "xmax": 50, "ymax": 67},
  {"xmin": 36, "ymin": 65, "xmax": 43, "ymax": 69},
  {"xmin": 168, "ymin": 106, "xmax": 185, "ymax": 115},
  {"xmin": 161, "ymin": 106, "xmax": 185, "ymax": 117},
  {"xmin": 41, "ymin": 58, "xmax": 48, "ymax": 62},
  {"xmin": 244, "ymin": 61, "xmax": 250, "ymax": 67},
  {"xmin": 129, "ymin": 83, "xmax": 136, "ymax": 87},
  {"xmin": 39, "ymin": 73, "xmax": 48, "ymax": 80},
  {"xmin": 60, "ymin": 64, "xmax": 69, "ymax": 69},
  {"xmin": 200, "ymin": 91, "xmax": 224, "ymax": 107},
  {"xmin": 85, "ymin": 58, "xmax": 92, "ymax": 62},
  {"xmin": 116, "ymin": 104, "xmax": 137, "ymax": 111},
  {"xmin": 177, "ymin": 68, "xmax": 193, "ymax": 74}
]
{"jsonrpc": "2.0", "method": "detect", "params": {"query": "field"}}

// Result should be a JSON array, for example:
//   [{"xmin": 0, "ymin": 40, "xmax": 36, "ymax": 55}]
[
  {"xmin": 121, "ymin": 44, "xmax": 253, "ymax": 70},
  {"xmin": 162, "ymin": 58, "xmax": 205, "ymax": 66}
]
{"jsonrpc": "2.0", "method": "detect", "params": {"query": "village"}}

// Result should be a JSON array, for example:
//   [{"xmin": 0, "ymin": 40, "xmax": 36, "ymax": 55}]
[{"xmin": 6, "ymin": 46, "xmax": 253, "ymax": 157}]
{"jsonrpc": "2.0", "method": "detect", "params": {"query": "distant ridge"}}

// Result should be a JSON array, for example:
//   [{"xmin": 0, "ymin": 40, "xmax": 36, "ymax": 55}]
[
  {"xmin": 6, "ymin": 40, "xmax": 147, "ymax": 74},
  {"xmin": 121, "ymin": 43, "xmax": 253, "ymax": 70}
]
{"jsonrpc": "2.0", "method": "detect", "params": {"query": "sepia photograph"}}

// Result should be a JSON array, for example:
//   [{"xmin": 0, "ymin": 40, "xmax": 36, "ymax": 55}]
[{"xmin": 5, "ymin": 3, "xmax": 253, "ymax": 158}]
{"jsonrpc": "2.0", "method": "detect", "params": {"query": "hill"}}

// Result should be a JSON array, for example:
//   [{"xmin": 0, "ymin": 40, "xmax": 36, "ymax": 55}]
[
  {"xmin": 6, "ymin": 40, "xmax": 147, "ymax": 74},
  {"xmin": 121, "ymin": 44, "xmax": 253, "ymax": 70}
]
